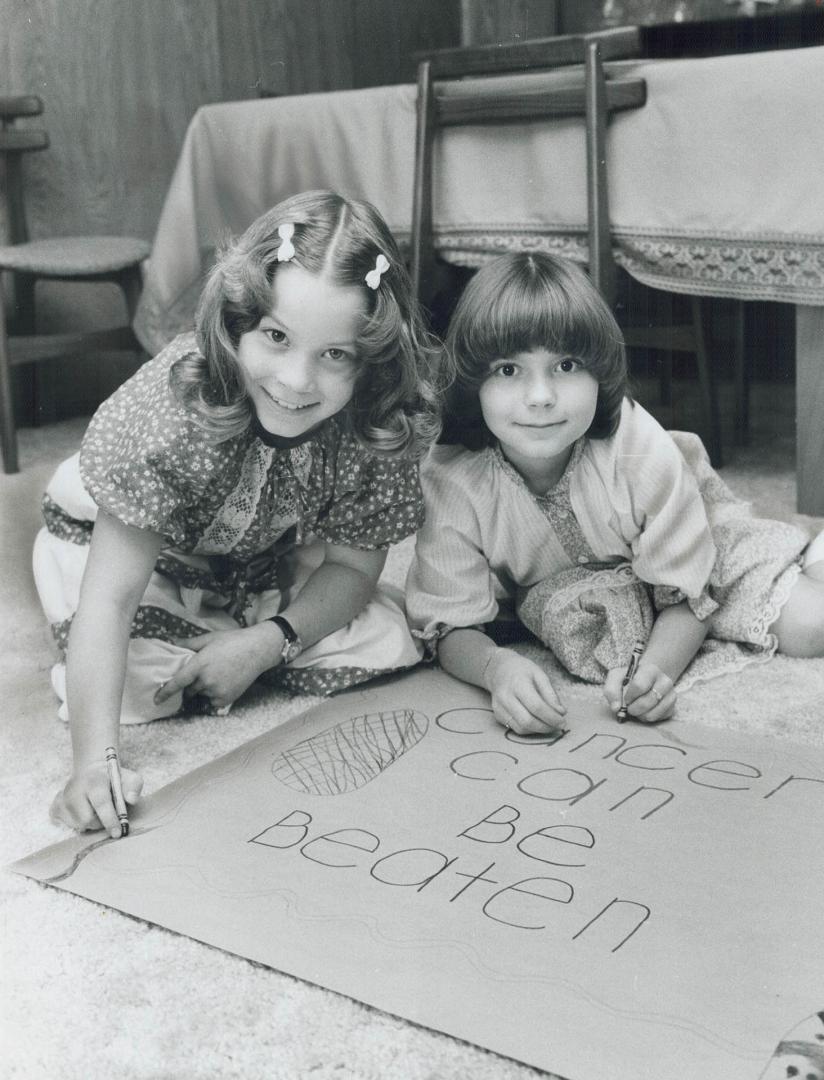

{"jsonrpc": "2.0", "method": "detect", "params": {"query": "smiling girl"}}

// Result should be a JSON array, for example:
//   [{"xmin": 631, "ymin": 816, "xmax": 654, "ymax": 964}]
[
  {"xmin": 406, "ymin": 253, "xmax": 824, "ymax": 735},
  {"xmin": 34, "ymin": 190, "xmax": 438, "ymax": 834}
]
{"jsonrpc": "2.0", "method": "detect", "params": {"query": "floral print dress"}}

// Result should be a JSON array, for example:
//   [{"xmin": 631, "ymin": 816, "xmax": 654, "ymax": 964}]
[{"xmin": 33, "ymin": 334, "xmax": 424, "ymax": 723}]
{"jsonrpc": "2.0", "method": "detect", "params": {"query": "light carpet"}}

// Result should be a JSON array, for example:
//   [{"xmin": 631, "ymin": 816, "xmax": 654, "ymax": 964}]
[{"xmin": 2, "ymin": 411, "xmax": 823, "ymax": 1080}]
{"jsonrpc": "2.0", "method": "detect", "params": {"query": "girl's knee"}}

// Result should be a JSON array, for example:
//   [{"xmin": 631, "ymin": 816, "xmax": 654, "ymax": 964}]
[
  {"xmin": 803, "ymin": 527, "xmax": 824, "ymax": 578},
  {"xmin": 771, "ymin": 575, "xmax": 824, "ymax": 658},
  {"xmin": 32, "ymin": 528, "xmax": 88, "ymax": 622}
]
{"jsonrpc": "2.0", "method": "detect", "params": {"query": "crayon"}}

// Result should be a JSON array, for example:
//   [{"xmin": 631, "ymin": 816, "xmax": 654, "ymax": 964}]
[
  {"xmin": 105, "ymin": 746, "xmax": 129, "ymax": 838},
  {"xmin": 617, "ymin": 639, "xmax": 645, "ymax": 723}
]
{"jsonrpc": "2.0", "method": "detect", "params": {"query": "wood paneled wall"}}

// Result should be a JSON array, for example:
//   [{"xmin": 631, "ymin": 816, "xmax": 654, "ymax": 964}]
[
  {"xmin": 220, "ymin": 0, "xmax": 461, "ymax": 97},
  {"xmin": 2, "ymin": 0, "xmax": 461, "ymax": 251},
  {"xmin": 1, "ymin": 0, "xmax": 460, "ymax": 418},
  {"xmin": 3, "ymin": 2, "xmax": 222, "ymax": 258},
  {"xmin": 460, "ymin": 0, "xmax": 559, "ymax": 44}
]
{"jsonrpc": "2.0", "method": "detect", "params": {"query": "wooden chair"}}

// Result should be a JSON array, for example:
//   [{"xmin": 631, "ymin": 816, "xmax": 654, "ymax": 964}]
[
  {"xmin": 0, "ymin": 95, "xmax": 150, "ymax": 473},
  {"xmin": 410, "ymin": 29, "xmax": 728, "ymax": 466}
]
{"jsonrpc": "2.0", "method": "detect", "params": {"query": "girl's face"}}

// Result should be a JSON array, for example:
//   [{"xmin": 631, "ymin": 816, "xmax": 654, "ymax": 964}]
[
  {"xmin": 237, "ymin": 263, "xmax": 367, "ymax": 437},
  {"xmin": 478, "ymin": 348, "xmax": 599, "ymax": 489}
]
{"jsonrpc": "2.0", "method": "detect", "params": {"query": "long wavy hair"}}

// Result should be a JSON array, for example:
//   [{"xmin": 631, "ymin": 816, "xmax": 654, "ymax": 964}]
[
  {"xmin": 441, "ymin": 252, "xmax": 630, "ymax": 449},
  {"xmin": 169, "ymin": 190, "xmax": 440, "ymax": 456}
]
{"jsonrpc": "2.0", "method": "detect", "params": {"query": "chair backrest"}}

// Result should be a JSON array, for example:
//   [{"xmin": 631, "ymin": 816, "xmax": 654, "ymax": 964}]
[
  {"xmin": 410, "ymin": 29, "xmax": 646, "ymax": 309},
  {"xmin": 0, "ymin": 96, "xmax": 49, "ymax": 245}
]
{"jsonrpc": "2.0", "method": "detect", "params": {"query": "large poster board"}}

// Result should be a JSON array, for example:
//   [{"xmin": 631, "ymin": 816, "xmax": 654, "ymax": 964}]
[{"xmin": 10, "ymin": 668, "xmax": 823, "ymax": 1080}]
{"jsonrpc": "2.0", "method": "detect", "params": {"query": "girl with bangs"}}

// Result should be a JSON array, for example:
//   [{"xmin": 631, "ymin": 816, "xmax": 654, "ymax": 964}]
[
  {"xmin": 406, "ymin": 252, "xmax": 824, "ymax": 735},
  {"xmin": 36, "ymin": 190, "xmax": 439, "ymax": 835}
]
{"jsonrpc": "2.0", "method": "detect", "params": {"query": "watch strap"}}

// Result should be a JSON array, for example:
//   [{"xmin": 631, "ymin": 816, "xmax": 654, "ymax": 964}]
[
  {"xmin": 267, "ymin": 615, "xmax": 303, "ymax": 664},
  {"xmin": 269, "ymin": 615, "xmax": 297, "ymax": 644}
]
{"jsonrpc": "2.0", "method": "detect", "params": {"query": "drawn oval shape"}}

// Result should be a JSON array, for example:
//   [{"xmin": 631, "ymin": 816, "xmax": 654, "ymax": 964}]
[{"xmin": 271, "ymin": 708, "xmax": 429, "ymax": 796}]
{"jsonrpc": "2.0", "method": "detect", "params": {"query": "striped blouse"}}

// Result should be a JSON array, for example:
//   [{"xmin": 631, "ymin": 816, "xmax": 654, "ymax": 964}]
[{"xmin": 405, "ymin": 399, "xmax": 729, "ymax": 641}]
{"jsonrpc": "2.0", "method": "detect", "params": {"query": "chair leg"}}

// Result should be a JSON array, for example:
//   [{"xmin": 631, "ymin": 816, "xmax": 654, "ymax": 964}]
[
  {"xmin": 118, "ymin": 264, "xmax": 144, "ymax": 324},
  {"xmin": 690, "ymin": 295, "xmax": 724, "ymax": 468},
  {"xmin": 9, "ymin": 271, "xmax": 36, "ymax": 335},
  {"xmin": 732, "ymin": 301, "xmax": 749, "ymax": 446},
  {"xmin": 114, "ymin": 265, "xmax": 146, "ymax": 362},
  {"xmin": 657, "ymin": 292, "xmax": 674, "ymax": 407},
  {"xmin": 0, "ymin": 288, "xmax": 19, "ymax": 474},
  {"xmin": 14, "ymin": 271, "xmax": 56, "ymax": 427},
  {"xmin": 658, "ymin": 353, "xmax": 673, "ymax": 407},
  {"xmin": 411, "ymin": 60, "xmax": 437, "ymax": 309}
]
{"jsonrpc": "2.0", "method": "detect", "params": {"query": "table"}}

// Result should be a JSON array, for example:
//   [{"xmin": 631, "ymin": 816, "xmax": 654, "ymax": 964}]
[{"xmin": 134, "ymin": 46, "xmax": 824, "ymax": 513}]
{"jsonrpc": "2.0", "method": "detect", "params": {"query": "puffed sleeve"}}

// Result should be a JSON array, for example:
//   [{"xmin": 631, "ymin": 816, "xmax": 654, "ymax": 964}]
[
  {"xmin": 79, "ymin": 336, "xmax": 218, "ymax": 543},
  {"xmin": 313, "ymin": 445, "xmax": 424, "ymax": 550},
  {"xmin": 405, "ymin": 448, "xmax": 500, "ymax": 644},
  {"xmin": 615, "ymin": 407, "xmax": 718, "ymax": 620}
]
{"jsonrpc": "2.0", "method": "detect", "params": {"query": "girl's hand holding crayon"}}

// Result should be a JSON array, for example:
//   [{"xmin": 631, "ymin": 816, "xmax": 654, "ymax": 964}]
[
  {"xmin": 51, "ymin": 760, "xmax": 143, "ymax": 836},
  {"xmin": 603, "ymin": 661, "xmax": 676, "ymax": 723},
  {"xmin": 483, "ymin": 648, "xmax": 567, "ymax": 736}
]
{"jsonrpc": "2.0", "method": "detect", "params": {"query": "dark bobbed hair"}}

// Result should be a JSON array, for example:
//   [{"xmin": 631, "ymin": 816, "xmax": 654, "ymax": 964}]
[
  {"xmin": 441, "ymin": 252, "xmax": 630, "ymax": 449},
  {"xmin": 170, "ymin": 189, "xmax": 440, "ymax": 456}
]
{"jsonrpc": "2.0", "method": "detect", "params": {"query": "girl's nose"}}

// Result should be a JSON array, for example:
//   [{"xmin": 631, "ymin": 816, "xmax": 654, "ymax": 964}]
[
  {"xmin": 276, "ymin": 352, "xmax": 316, "ymax": 393},
  {"xmin": 525, "ymin": 374, "xmax": 556, "ymax": 407}
]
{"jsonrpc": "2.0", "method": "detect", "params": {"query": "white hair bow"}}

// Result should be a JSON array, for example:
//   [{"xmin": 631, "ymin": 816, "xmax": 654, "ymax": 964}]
[
  {"xmin": 365, "ymin": 254, "xmax": 390, "ymax": 290},
  {"xmin": 276, "ymin": 223, "xmax": 296, "ymax": 262}
]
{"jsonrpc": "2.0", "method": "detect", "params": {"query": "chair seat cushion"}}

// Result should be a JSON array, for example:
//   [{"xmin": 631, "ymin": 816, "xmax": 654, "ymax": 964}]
[{"xmin": 0, "ymin": 236, "xmax": 150, "ymax": 275}]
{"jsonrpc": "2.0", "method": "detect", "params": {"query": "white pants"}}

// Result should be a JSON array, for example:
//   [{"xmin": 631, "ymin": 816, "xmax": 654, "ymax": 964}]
[{"xmin": 33, "ymin": 457, "xmax": 422, "ymax": 724}]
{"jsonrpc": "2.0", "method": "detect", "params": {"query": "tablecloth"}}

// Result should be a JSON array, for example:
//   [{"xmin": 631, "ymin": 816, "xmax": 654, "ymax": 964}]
[{"xmin": 134, "ymin": 45, "xmax": 824, "ymax": 354}]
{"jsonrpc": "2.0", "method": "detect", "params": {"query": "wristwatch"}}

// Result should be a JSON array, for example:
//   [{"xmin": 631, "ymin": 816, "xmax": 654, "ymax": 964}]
[{"xmin": 268, "ymin": 615, "xmax": 303, "ymax": 665}]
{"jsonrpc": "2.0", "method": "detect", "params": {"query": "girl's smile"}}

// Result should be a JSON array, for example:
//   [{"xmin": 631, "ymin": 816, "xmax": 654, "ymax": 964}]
[
  {"xmin": 479, "ymin": 348, "xmax": 598, "ymax": 491},
  {"xmin": 237, "ymin": 263, "xmax": 367, "ymax": 437},
  {"xmin": 260, "ymin": 390, "xmax": 315, "ymax": 411}
]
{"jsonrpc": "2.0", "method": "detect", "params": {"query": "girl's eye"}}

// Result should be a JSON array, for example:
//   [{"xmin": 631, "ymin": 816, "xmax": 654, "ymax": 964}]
[
  {"xmin": 264, "ymin": 327, "xmax": 286, "ymax": 345},
  {"xmin": 324, "ymin": 349, "xmax": 359, "ymax": 372},
  {"xmin": 557, "ymin": 357, "xmax": 580, "ymax": 374},
  {"xmin": 494, "ymin": 362, "xmax": 518, "ymax": 378}
]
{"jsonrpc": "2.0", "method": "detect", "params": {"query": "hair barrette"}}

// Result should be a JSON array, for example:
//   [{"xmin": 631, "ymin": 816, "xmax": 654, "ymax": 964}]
[
  {"xmin": 365, "ymin": 253, "xmax": 389, "ymax": 290},
  {"xmin": 276, "ymin": 223, "xmax": 296, "ymax": 262}
]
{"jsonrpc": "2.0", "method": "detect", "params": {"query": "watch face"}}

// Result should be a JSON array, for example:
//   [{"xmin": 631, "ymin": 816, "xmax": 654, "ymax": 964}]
[
  {"xmin": 282, "ymin": 639, "xmax": 302, "ymax": 664},
  {"xmin": 271, "ymin": 616, "xmax": 301, "ymax": 664}
]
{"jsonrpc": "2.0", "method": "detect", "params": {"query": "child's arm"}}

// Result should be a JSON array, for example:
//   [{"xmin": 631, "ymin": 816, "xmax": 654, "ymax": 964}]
[
  {"xmin": 51, "ymin": 511, "xmax": 164, "ymax": 835},
  {"xmin": 154, "ymin": 542, "xmax": 387, "ymax": 708},
  {"xmin": 262, "ymin": 541, "xmax": 387, "ymax": 650},
  {"xmin": 603, "ymin": 600, "xmax": 710, "ymax": 723},
  {"xmin": 438, "ymin": 627, "xmax": 567, "ymax": 736}
]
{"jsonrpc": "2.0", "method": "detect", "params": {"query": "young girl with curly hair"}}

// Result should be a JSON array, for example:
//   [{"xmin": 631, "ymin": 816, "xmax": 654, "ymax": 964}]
[{"xmin": 35, "ymin": 189, "xmax": 439, "ymax": 834}]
